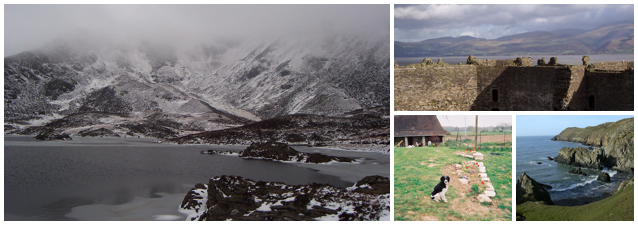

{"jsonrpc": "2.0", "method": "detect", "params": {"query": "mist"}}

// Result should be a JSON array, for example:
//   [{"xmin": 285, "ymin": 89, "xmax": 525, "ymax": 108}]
[{"xmin": 4, "ymin": 4, "xmax": 390, "ymax": 57}]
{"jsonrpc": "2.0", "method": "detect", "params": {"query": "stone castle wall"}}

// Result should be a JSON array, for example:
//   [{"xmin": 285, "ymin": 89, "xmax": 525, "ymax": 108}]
[
  {"xmin": 576, "ymin": 70, "xmax": 634, "ymax": 111},
  {"xmin": 589, "ymin": 61, "xmax": 634, "ymax": 71},
  {"xmin": 394, "ymin": 56, "xmax": 633, "ymax": 111},
  {"xmin": 394, "ymin": 65, "xmax": 477, "ymax": 111}
]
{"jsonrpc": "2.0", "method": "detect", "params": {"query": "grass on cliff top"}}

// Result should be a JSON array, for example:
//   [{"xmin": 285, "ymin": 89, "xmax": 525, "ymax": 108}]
[
  {"xmin": 517, "ymin": 180, "xmax": 634, "ymax": 221},
  {"xmin": 394, "ymin": 146, "xmax": 512, "ymax": 221}
]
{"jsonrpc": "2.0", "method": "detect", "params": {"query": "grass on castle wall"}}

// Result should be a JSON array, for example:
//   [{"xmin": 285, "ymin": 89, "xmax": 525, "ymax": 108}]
[
  {"xmin": 516, "ymin": 180, "xmax": 634, "ymax": 221},
  {"xmin": 394, "ymin": 146, "xmax": 512, "ymax": 221}
]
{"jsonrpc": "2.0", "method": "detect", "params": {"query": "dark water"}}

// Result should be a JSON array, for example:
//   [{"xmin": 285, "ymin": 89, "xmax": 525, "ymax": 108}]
[
  {"xmin": 3, "ymin": 135, "xmax": 386, "ymax": 220},
  {"xmin": 395, "ymin": 54, "xmax": 634, "ymax": 66},
  {"xmin": 516, "ymin": 136, "xmax": 632, "ymax": 206}
]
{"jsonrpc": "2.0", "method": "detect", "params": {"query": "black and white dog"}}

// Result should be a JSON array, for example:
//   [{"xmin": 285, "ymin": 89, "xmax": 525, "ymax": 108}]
[{"xmin": 431, "ymin": 176, "xmax": 450, "ymax": 202}]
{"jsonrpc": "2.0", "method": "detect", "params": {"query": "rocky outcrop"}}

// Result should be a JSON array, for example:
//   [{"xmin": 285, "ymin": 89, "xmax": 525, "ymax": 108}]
[
  {"xmin": 554, "ymin": 147, "xmax": 604, "ymax": 170},
  {"xmin": 180, "ymin": 175, "xmax": 390, "ymax": 221},
  {"xmin": 34, "ymin": 131, "xmax": 72, "ymax": 141},
  {"xmin": 350, "ymin": 175, "xmax": 390, "ymax": 195},
  {"xmin": 516, "ymin": 172, "xmax": 553, "ymax": 205},
  {"xmin": 568, "ymin": 167, "xmax": 588, "ymax": 176},
  {"xmin": 552, "ymin": 118, "xmax": 633, "ymax": 172},
  {"xmin": 597, "ymin": 172, "xmax": 611, "ymax": 182},
  {"xmin": 239, "ymin": 142, "xmax": 355, "ymax": 163},
  {"xmin": 78, "ymin": 127, "xmax": 120, "ymax": 137},
  {"xmin": 617, "ymin": 178, "xmax": 634, "ymax": 192}
]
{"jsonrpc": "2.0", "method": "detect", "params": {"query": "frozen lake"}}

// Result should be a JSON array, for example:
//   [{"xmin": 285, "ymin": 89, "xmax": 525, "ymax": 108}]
[{"xmin": 4, "ymin": 135, "xmax": 389, "ymax": 220}]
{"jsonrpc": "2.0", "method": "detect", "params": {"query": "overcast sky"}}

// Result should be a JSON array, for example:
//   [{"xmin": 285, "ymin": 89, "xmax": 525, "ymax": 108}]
[
  {"xmin": 4, "ymin": 4, "xmax": 389, "ymax": 57},
  {"xmin": 395, "ymin": 4, "xmax": 634, "ymax": 42},
  {"xmin": 437, "ymin": 115, "xmax": 511, "ymax": 128},
  {"xmin": 517, "ymin": 115, "xmax": 634, "ymax": 136}
]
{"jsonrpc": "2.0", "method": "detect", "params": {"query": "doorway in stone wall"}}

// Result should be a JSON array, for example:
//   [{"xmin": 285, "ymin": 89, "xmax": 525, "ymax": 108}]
[{"xmin": 589, "ymin": 95, "xmax": 595, "ymax": 110}]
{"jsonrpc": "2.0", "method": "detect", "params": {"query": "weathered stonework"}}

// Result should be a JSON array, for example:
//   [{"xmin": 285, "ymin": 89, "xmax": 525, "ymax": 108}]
[{"xmin": 394, "ymin": 56, "xmax": 634, "ymax": 111}]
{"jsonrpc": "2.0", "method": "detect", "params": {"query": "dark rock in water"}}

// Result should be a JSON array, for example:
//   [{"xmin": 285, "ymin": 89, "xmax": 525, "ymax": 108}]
[
  {"xmin": 555, "ymin": 147, "xmax": 603, "ymax": 169},
  {"xmin": 568, "ymin": 167, "xmax": 588, "ymax": 176},
  {"xmin": 536, "ymin": 162, "xmax": 542, "ymax": 165},
  {"xmin": 597, "ymin": 172, "xmax": 611, "ymax": 182},
  {"xmin": 239, "ymin": 141, "xmax": 355, "ymax": 163},
  {"xmin": 201, "ymin": 149, "xmax": 237, "ymax": 155},
  {"xmin": 351, "ymin": 175, "xmax": 390, "ymax": 195},
  {"xmin": 547, "ymin": 157, "xmax": 554, "ymax": 161},
  {"xmin": 516, "ymin": 172, "xmax": 554, "ymax": 205},
  {"xmin": 34, "ymin": 131, "xmax": 72, "ymax": 141},
  {"xmin": 180, "ymin": 175, "xmax": 390, "ymax": 221}
]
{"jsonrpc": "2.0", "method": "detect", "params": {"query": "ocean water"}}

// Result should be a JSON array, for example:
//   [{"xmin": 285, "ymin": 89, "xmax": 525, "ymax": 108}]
[
  {"xmin": 516, "ymin": 136, "xmax": 631, "ymax": 206},
  {"xmin": 4, "ymin": 135, "xmax": 389, "ymax": 220},
  {"xmin": 395, "ymin": 54, "xmax": 634, "ymax": 66}
]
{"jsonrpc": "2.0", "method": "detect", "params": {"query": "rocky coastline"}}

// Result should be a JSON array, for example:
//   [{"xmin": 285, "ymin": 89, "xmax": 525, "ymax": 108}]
[
  {"xmin": 180, "ymin": 175, "xmax": 390, "ymax": 221},
  {"xmin": 551, "ymin": 118, "xmax": 633, "ymax": 173}
]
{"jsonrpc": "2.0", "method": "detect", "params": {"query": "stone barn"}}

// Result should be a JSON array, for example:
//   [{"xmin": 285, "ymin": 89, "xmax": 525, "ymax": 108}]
[{"xmin": 394, "ymin": 115, "xmax": 450, "ymax": 147}]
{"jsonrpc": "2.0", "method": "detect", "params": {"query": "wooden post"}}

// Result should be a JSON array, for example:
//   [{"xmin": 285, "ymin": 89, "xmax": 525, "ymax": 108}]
[{"xmin": 475, "ymin": 115, "xmax": 478, "ymax": 148}]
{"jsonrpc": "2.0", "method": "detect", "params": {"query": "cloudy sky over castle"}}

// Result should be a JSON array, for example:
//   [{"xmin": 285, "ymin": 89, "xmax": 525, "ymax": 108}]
[{"xmin": 395, "ymin": 4, "xmax": 634, "ymax": 42}]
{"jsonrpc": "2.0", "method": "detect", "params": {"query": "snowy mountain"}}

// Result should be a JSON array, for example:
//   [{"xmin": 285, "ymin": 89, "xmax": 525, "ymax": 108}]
[{"xmin": 4, "ymin": 31, "xmax": 390, "ymax": 141}]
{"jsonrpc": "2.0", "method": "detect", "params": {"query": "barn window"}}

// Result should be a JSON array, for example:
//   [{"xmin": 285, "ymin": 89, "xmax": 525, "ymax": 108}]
[{"xmin": 492, "ymin": 89, "xmax": 498, "ymax": 102}]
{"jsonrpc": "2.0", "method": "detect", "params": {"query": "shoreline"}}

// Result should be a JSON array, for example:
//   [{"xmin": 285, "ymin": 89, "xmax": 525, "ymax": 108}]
[{"xmin": 523, "ymin": 138, "xmax": 633, "ymax": 207}]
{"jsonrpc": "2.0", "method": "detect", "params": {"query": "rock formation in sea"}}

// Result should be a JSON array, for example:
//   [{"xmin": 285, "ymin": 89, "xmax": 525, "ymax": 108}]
[
  {"xmin": 568, "ymin": 167, "xmax": 588, "ymax": 176},
  {"xmin": 597, "ymin": 172, "xmax": 611, "ymax": 182},
  {"xmin": 554, "ymin": 147, "xmax": 604, "ymax": 170},
  {"xmin": 516, "ymin": 172, "xmax": 554, "ymax": 205}
]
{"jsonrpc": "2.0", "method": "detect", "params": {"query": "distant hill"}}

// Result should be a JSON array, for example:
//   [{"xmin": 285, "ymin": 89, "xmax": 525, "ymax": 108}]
[{"xmin": 395, "ymin": 21, "xmax": 634, "ymax": 57}]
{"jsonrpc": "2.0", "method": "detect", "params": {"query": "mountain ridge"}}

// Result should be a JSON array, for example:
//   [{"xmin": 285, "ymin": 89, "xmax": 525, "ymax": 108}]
[{"xmin": 395, "ymin": 21, "xmax": 633, "ymax": 57}]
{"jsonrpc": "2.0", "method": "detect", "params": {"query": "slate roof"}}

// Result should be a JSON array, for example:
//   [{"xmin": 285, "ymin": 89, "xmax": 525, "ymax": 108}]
[{"xmin": 394, "ymin": 115, "xmax": 451, "ymax": 137}]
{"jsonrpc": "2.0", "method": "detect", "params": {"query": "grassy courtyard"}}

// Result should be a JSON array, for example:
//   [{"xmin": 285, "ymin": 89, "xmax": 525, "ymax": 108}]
[{"xmin": 394, "ymin": 146, "xmax": 512, "ymax": 221}]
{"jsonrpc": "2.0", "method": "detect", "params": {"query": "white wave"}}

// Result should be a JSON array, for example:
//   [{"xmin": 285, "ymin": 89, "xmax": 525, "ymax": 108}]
[{"xmin": 552, "ymin": 176, "xmax": 598, "ymax": 192}]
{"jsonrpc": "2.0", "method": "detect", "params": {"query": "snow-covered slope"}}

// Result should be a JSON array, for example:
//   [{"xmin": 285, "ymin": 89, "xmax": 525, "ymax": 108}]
[{"xmin": 4, "ymin": 31, "xmax": 390, "ymax": 132}]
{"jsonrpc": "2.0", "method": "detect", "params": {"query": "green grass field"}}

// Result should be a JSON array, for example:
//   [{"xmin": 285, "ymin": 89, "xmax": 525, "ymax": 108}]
[
  {"xmin": 516, "ymin": 179, "xmax": 634, "ymax": 221},
  {"xmin": 394, "ymin": 147, "xmax": 512, "ymax": 221}
]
